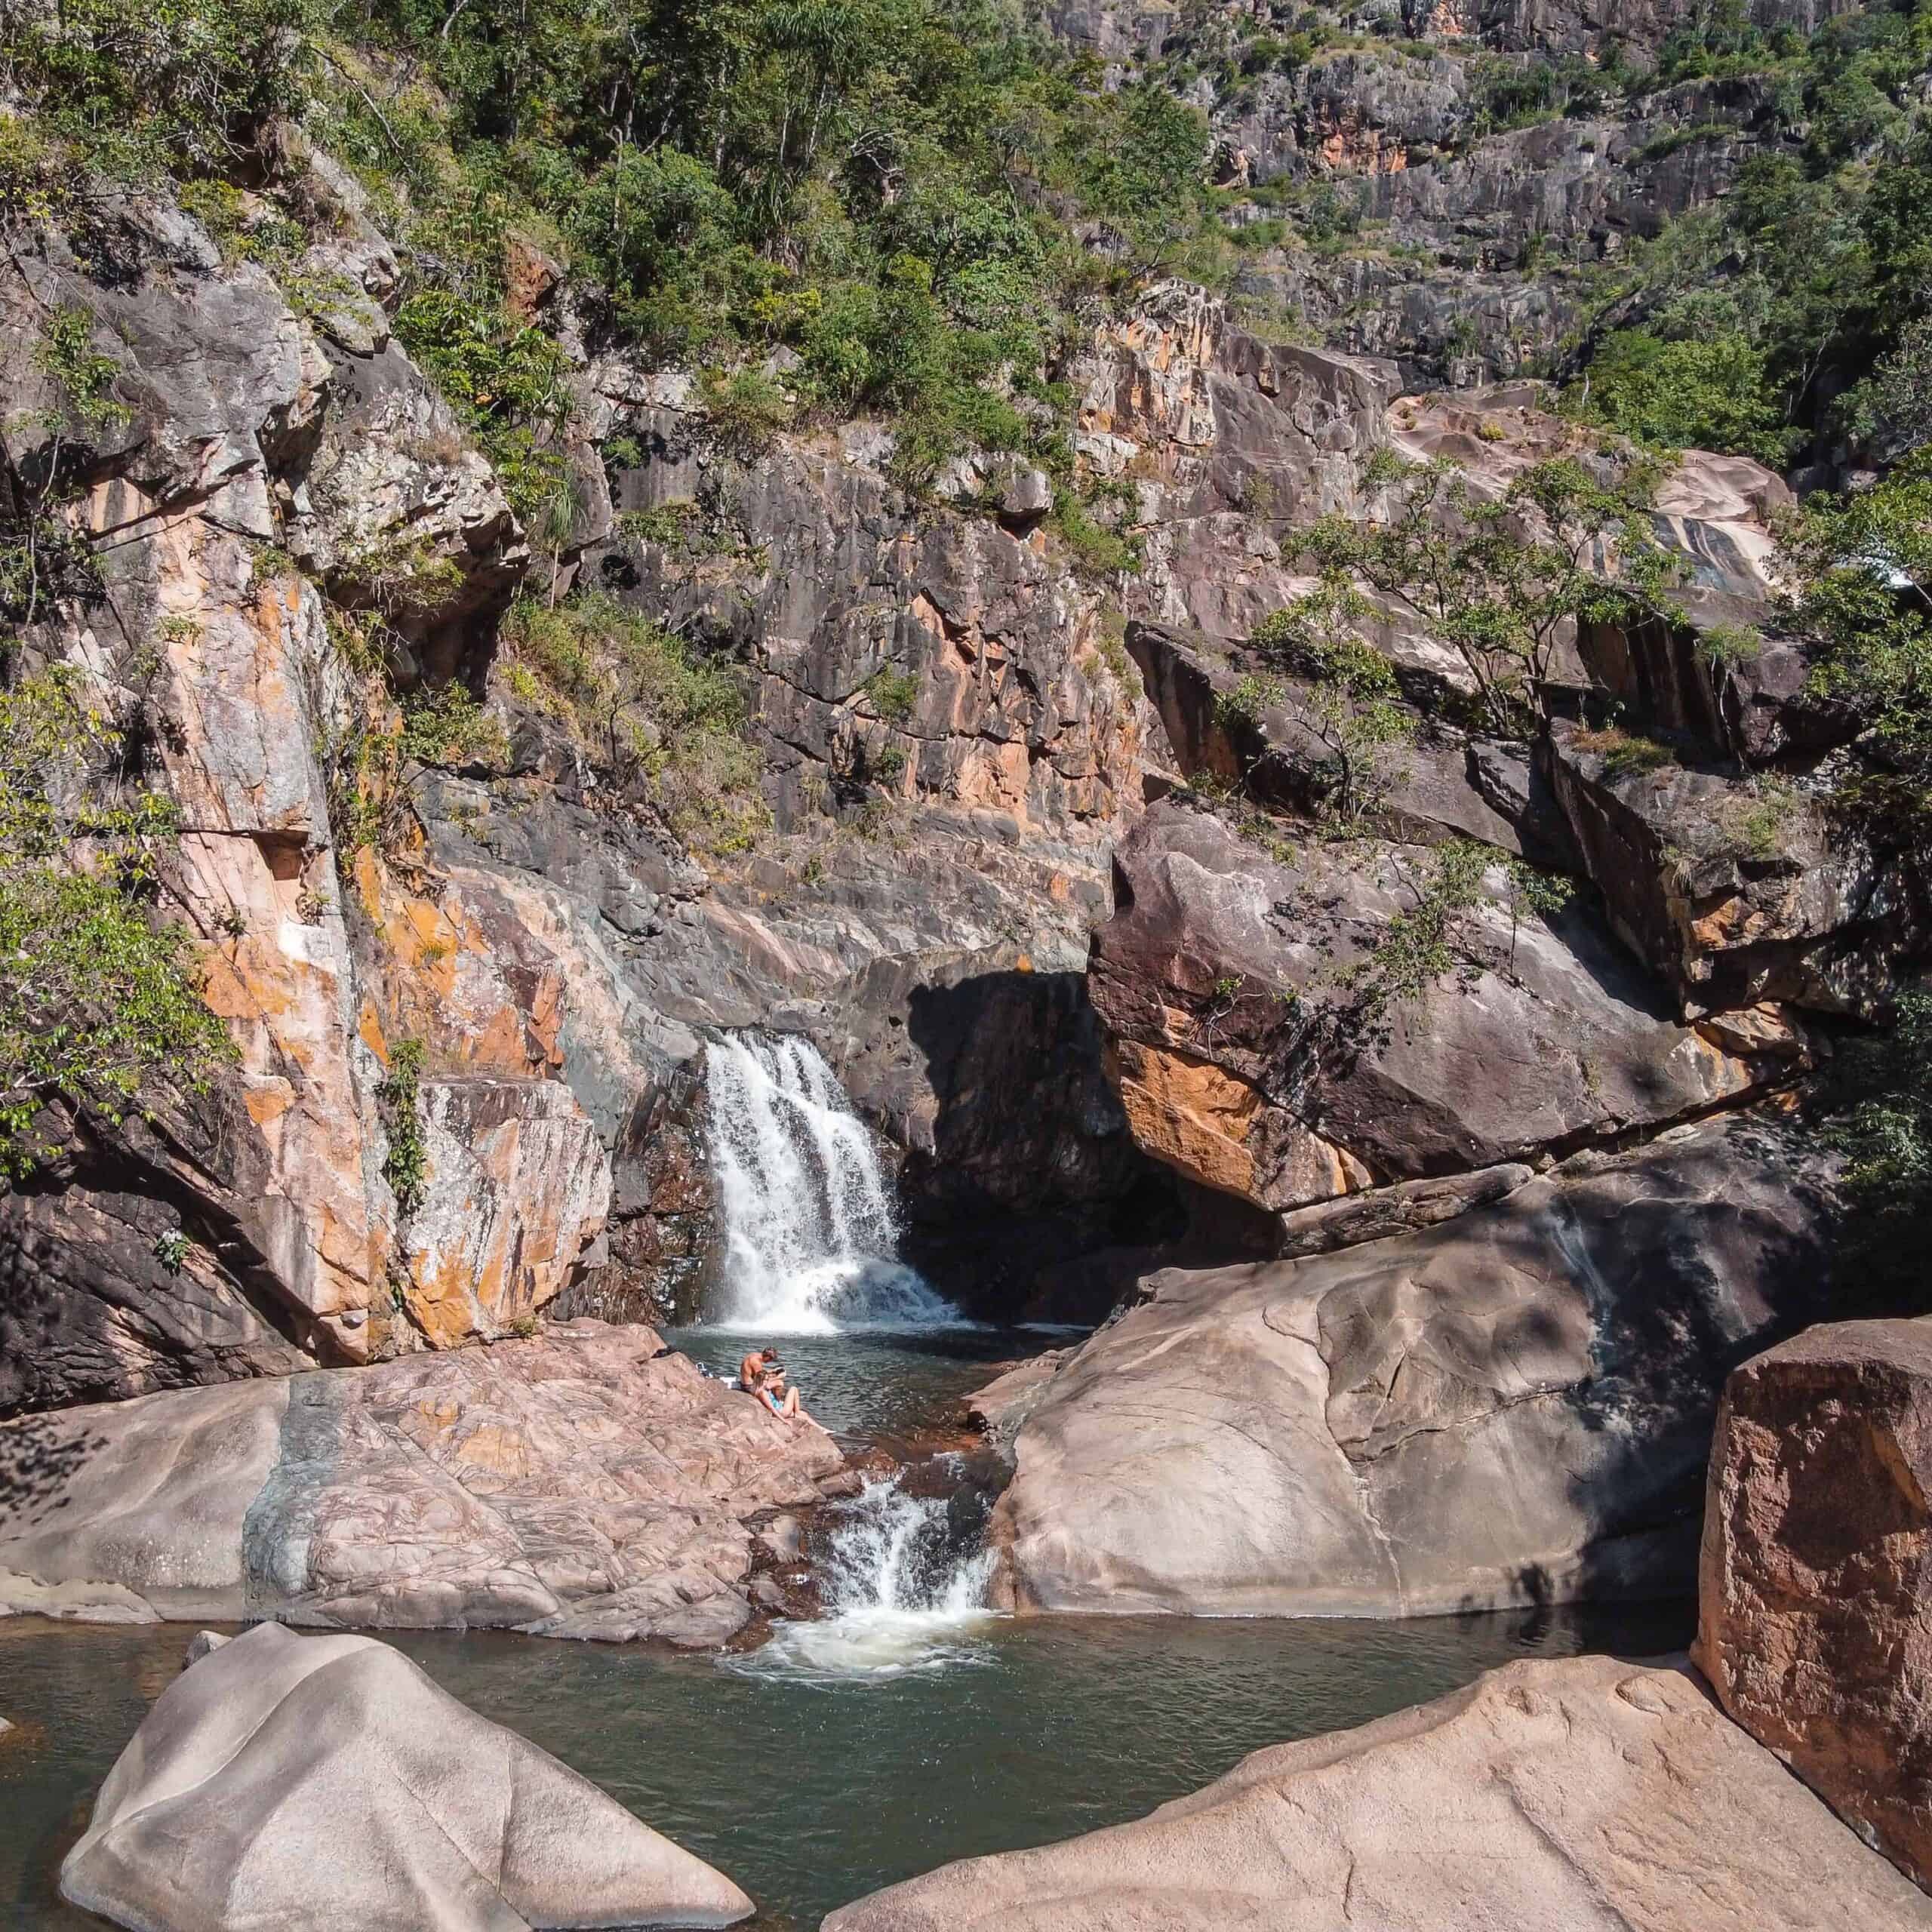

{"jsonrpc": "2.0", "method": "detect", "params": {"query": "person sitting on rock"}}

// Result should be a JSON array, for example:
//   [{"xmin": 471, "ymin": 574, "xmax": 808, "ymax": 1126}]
[
  {"xmin": 753, "ymin": 1360, "xmax": 815, "ymax": 1426},
  {"xmin": 738, "ymin": 1346, "xmax": 778, "ymax": 1394}
]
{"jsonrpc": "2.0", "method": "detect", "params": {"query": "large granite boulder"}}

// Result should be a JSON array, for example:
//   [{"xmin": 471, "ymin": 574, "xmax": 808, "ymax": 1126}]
[
  {"xmin": 986, "ymin": 1114, "xmax": 1837, "ymax": 1616},
  {"xmin": 61, "ymin": 1621, "xmax": 752, "ymax": 1931},
  {"xmin": 825, "ymin": 1655, "xmax": 1926, "ymax": 1931},
  {"xmin": 1548, "ymin": 721, "xmax": 1917, "ymax": 1019},
  {"xmin": 0, "ymin": 1321, "xmax": 846, "ymax": 1645},
  {"xmin": 1089, "ymin": 799, "xmax": 1803, "ymax": 1213},
  {"xmin": 1696, "ymin": 1318, "xmax": 1932, "ymax": 1892}
]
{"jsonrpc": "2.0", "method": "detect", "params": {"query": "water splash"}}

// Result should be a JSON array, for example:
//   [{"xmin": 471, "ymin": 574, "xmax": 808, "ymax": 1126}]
[
  {"xmin": 727, "ymin": 1476, "xmax": 998, "ymax": 1683},
  {"xmin": 703, "ymin": 1034, "xmax": 963, "ymax": 1333}
]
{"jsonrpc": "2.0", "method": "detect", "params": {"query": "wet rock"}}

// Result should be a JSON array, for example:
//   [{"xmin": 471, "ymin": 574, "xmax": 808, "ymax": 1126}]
[
  {"xmin": 966, "ymin": 1352, "xmax": 1073, "ymax": 1467},
  {"xmin": 823, "ymin": 1656, "xmax": 1927, "ymax": 1931},
  {"xmin": 0, "ymin": 1322, "xmax": 843, "ymax": 1645},
  {"xmin": 1089, "ymin": 800, "xmax": 1799, "ymax": 1211},
  {"xmin": 986, "ymin": 1115, "xmax": 1838, "ymax": 1617},
  {"xmin": 1696, "ymin": 1317, "xmax": 1932, "ymax": 1891},
  {"xmin": 60, "ymin": 1620, "xmax": 753, "ymax": 1932}
]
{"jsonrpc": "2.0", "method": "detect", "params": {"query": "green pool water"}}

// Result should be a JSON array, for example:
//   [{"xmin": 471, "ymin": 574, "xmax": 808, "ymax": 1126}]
[{"xmin": 0, "ymin": 1326, "xmax": 1691, "ymax": 1928}]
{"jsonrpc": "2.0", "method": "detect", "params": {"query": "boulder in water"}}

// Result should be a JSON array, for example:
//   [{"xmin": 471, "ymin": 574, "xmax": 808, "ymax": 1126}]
[
  {"xmin": 60, "ymin": 1620, "xmax": 753, "ymax": 1931},
  {"xmin": 983, "ymin": 1114, "xmax": 1838, "ymax": 1616},
  {"xmin": 823, "ymin": 1656, "xmax": 1927, "ymax": 1931},
  {"xmin": 0, "ymin": 1321, "xmax": 845, "ymax": 1643}
]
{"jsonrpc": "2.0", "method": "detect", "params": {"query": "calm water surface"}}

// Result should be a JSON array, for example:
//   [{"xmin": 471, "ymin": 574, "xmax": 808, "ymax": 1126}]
[
  {"xmin": 665, "ymin": 1323, "xmax": 1048, "ymax": 1452},
  {"xmin": 0, "ymin": 1600, "xmax": 1690, "ymax": 1929},
  {"xmin": 0, "ymin": 1327, "xmax": 1692, "ymax": 1928}
]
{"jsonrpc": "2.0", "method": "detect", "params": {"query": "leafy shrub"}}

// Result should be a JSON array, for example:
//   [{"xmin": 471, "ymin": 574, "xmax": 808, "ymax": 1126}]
[
  {"xmin": 864, "ymin": 667, "xmax": 919, "ymax": 722},
  {"xmin": 0, "ymin": 0, "xmax": 315, "ymax": 180},
  {"xmin": 377, "ymin": 1035, "xmax": 428, "ymax": 1215},
  {"xmin": 392, "ymin": 293, "xmax": 574, "ymax": 521},
  {"xmin": 0, "ymin": 663, "xmax": 234, "ymax": 1174},
  {"xmin": 398, "ymin": 682, "xmax": 508, "ymax": 769},
  {"xmin": 501, "ymin": 592, "xmax": 768, "ymax": 854},
  {"xmin": 1580, "ymin": 329, "xmax": 1795, "ymax": 465}
]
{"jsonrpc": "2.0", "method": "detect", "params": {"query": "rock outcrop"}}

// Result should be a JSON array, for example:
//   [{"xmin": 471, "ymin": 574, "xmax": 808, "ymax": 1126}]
[
  {"xmin": 1697, "ymin": 1317, "xmax": 1932, "ymax": 1893},
  {"xmin": 1089, "ymin": 799, "xmax": 1801, "ymax": 1212},
  {"xmin": 61, "ymin": 1620, "xmax": 752, "ymax": 1932},
  {"xmin": 824, "ymin": 1655, "xmax": 1927, "ymax": 1931},
  {"xmin": 1549, "ymin": 721, "xmax": 1913, "ymax": 1019},
  {"xmin": 985, "ymin": 1115, "xmax": 1836, "ymax": 1617},
  {"xmin": 0, "ymin": 1321, "xmax": 845, "ymax": 1646}
]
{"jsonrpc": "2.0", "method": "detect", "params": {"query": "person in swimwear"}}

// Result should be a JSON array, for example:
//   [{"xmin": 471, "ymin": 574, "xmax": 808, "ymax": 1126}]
[{"xmin": 740, "ymin": 1347, "xmax": 815, "ymax": 1425}]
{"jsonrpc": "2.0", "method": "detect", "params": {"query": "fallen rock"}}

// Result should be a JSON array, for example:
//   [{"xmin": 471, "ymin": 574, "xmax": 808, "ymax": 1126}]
[
  {"xmin": 0, "ymin": 1321, "xmax": 844, "ymax": 1645},
  {"xmin": 823, "ymin": 1655, "xmax": 1928, "ymax": 1931},
  {"xmin": 60, "ymin": 1620, "xmax": 752, "ymax": 1932},
  {"xmin": 1275, "ymin": 1161, "xmax": 1534, "ymax": 1256},
  {"xmin": 986, "ymin": 1115, "xmax": 1838, "ymax": 1616},
  {"xmin": 1090, "ymin": 799, "xmax": 1801, "ymax": 1211},
  {"xmin": 1696, "ymin": 1317, "xmax": 1932, "ymax": 1892},
  {"xmin": 1548, "ymin": 720, "xmax": 1916, "ymax": 1018}
]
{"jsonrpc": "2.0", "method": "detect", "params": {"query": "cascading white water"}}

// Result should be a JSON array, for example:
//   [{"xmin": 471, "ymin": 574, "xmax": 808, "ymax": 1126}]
[
  {"xmin": 726, "ymin": 1474, "xmax": 998, "ymax": 1682},
  {"xmin": 703, "ymin": 1033, "xmax": 963, "ymax": 1333}
]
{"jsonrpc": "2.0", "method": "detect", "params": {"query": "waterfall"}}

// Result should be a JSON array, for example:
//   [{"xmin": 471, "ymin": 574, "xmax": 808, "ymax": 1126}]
[
  {"xmin": 703, "ymin": 1033, "xmax": 962, "ymax": 1333},
  {"xmin": 725, "ymin": 1475, "xmax": 998, "ymax": 1682}
]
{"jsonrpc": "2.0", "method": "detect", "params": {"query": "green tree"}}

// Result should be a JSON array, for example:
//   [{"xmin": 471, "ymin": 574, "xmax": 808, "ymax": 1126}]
[
  {"xmin": 1583, "ymin": 330, "xmax": 1795, "ymax": 465},
  {"xmin": 1226, "ymin": 576, "xmax": 1414, "ymax": 826},
  {"xmin": 1303, "ymin": 450, "xmax": 1672, "ymax": 737},
  {"xmin": 0, "ymin": 663, "xmax": 234, "ymax": 1174},
  {"xmin": 1781, "ymin": 451, "xmax": 1932, "ymax": 837}
]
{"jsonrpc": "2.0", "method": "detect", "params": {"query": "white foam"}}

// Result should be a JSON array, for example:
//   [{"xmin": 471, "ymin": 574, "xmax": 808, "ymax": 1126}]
[
  {"xmin": 703, "ymin": 1035, "xmax": 966, "ymax": 1334},
  {"xmin": 726, "ymin": 1477, "xmax": 1001, "ymax": 1684}
]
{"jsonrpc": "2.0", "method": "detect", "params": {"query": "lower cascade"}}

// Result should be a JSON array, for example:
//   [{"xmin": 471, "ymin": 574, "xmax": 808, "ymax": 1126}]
[
  {"xmin": 731, "ymin": 1475, "xmax": 998, "ymax": 1682},
  {"xmin": 703, "ymin": 1032, "xmax": 963, "ymax": 1333}
]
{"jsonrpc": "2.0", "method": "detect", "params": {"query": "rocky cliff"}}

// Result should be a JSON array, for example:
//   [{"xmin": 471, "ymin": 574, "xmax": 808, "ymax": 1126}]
[{"xmin": 3, "ymin": 1, "xmax": 1927, "ymax": 1598}]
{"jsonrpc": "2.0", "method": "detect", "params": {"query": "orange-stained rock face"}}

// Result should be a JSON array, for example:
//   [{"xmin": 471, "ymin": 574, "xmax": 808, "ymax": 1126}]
[
  {"xmin": 135, "ymin": 528, "xmax": 392, "ymax": 1348},
  {"xmin": 401, "ymin": 1077, "xmax": 614, "ymax": 1345},
  {"xmin": 352, "ymin": 848, "xmax": 567, "ymax": 1078},
  {"xmin": 1106, "ymin": 1037, "xmax": 1371, "ymax": 1211}
]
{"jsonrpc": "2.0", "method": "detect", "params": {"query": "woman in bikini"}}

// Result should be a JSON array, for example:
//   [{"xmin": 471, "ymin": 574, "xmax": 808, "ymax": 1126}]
[{"xmin": 740, "ymin": 1349, "xmax": 816, "ymax": 1425}]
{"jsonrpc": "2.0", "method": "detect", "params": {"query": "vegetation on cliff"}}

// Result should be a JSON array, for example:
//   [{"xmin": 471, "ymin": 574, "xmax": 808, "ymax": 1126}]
[{"xmin": 0, "ymin": 666, "xmax": 235, "ymax": 1176}]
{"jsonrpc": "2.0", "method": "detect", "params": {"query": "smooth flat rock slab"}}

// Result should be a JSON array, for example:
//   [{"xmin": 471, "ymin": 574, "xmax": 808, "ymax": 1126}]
[
  {"xmin": 0, "ymin": 1321, "xmax": 844, "ymax": 1644},
  {"xmin": 61, "ymin": 1620, "xmax": 752, "ymax": 1931},
  {"xmin": 823, "ymin": 1656, "xmax": 1930, "ymax": 1932}
]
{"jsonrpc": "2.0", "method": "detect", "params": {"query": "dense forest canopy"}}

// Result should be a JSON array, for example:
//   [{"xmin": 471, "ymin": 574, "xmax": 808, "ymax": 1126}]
[{"xmin": 4, "ymin": 0, "xmax": 1930, "ymax": 485}]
